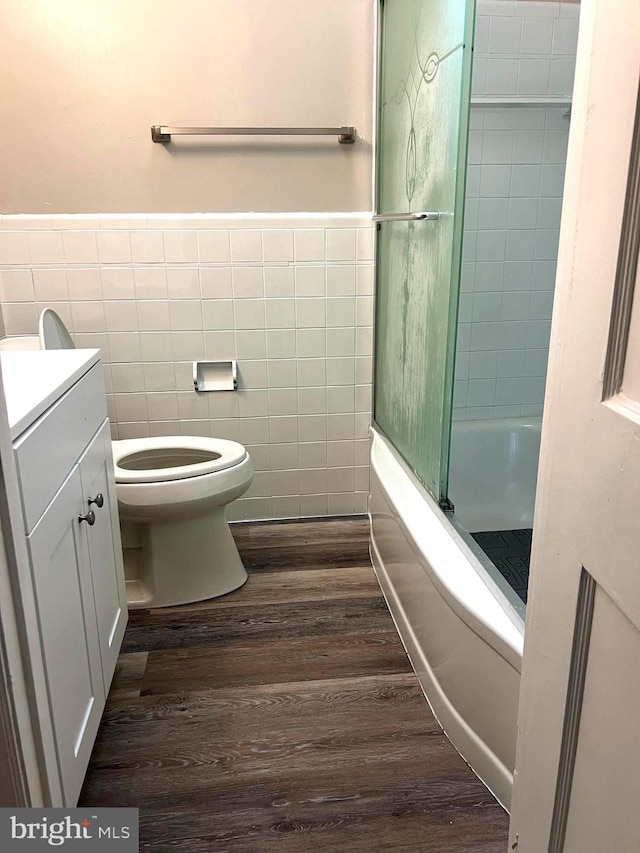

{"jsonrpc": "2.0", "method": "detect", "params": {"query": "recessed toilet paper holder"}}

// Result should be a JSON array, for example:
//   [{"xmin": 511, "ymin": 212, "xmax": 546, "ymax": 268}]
[{"xmin": 193, "ymin": 360, "xmax": 238, "ymax": 392}]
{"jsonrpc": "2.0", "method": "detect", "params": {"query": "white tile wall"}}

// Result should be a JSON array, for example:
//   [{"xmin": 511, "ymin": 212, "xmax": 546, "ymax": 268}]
[
  {"xmin": 472, "ymin": 1, "xmax": 579, "ymax": 100},
  {"xmin": 455, "ymin": 0, "xmax": 578, "ymax": 420},
  {"xmin": 0, "ymin": 213, "xmax": 374, "ymax": 521}
]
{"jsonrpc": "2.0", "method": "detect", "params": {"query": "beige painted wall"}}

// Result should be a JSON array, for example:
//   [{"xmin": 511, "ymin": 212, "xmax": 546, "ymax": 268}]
[{"xmin": 0, "ymin": 0, "xmax": 374, "ymax": 213}]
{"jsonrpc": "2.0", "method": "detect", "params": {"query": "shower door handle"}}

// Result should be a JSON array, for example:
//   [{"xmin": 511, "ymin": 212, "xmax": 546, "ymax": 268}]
[{"xmin": 373, "ymin": 211, "xmax": 440, "ymax": 222}]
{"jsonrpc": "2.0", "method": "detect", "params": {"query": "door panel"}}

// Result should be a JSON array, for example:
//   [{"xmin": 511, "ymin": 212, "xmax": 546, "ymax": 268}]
[
  {"xmin": 27, "ymin": 468, "xmax": 104, "ymax": 806},
  {"xmin": 562, "ymin": 585, "xmax": 640, "ymax": 852},
  {"xmin": 374, "ymin": 0, "xmax": 475, "ymax": 500},
  {"xmin": 79, "ymin": 421, "xmax": 127, "ymax": 693}
]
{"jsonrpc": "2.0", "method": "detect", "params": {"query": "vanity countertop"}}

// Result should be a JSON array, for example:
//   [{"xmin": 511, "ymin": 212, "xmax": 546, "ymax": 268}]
[{"xmin": 0, "ymin": 349, "xmax": 101, "ymax": 440}]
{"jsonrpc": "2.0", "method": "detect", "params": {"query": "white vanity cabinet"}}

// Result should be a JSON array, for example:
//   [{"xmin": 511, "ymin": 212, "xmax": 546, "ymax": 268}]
[{"xmin": 3, "ymin": 351, "xmax": 127, "ymax": 806}]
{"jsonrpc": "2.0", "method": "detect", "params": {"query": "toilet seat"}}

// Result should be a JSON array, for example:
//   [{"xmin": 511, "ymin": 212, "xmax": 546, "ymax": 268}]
[{"xmin": 113, "ymin": 436, "xmax": 247, "ymax": 484}]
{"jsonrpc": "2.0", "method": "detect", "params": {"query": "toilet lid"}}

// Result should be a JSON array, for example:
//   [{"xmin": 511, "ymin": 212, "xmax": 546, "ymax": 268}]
[
  {"xmin": 112, "ymin": 436, "xmax": 247, "ymax": 483},
  {"xmin": 39, "ymin": 308, "xmax": 76, "ymax": 350}
]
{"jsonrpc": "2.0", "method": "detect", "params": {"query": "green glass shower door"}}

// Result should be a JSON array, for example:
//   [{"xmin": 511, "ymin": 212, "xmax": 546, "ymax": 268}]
[{"xmin": 374, "ymin": 0, "xmax": 475, "ymax": 501}]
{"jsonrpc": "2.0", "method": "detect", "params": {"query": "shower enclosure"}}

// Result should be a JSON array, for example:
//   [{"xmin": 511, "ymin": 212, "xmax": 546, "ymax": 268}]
[
  {"xmin": 370, "ymin": 0, "xmax": 578, "ymax": 809},
  {"xmin": 374, "ymin": 0, "xmax": 473, "ymax": 502}
]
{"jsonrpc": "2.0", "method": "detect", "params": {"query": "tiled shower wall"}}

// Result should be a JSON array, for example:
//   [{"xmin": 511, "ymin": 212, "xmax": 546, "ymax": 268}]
[
  {"xmin": 472, "ymin": 0, "xmax": 579, "ymax": 101},
  {"xmin": 0, "ymin": 213, "xmax": 374, "ymax": 521},
  {"xmin": 453, "ymin": 0, "xmax": 579, "ymax": 420}
]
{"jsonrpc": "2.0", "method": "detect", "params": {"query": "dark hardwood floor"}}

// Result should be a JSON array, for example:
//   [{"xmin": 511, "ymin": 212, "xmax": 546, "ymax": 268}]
[{"xmin": 80, "ymin": 517, "xmax": 509, "ymax": 852}]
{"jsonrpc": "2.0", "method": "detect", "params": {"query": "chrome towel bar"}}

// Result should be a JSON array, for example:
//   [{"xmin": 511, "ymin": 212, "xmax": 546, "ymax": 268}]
[
  {"xmin": 373, "ymin": 211, "xmax": 440, "ymax": 222},
  {"xmin": 151, "ymin": 125, "xmax": 356, "ymax": 144}
]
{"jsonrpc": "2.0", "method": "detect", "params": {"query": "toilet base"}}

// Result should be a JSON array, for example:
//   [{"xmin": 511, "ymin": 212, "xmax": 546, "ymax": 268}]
[{"xmin": 125, "ymin": 508, "xmax": 248, "ymax": 608}]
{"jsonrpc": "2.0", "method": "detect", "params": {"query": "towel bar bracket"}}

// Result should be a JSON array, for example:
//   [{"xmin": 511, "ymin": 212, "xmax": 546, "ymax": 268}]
[{"xmin": 151, "ymin": 126, "xmax": 172, "ymax": 143}]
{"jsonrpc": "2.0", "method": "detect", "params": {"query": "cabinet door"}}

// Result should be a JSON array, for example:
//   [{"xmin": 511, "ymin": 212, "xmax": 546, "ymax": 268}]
[
  {"xmin": 79, "ymin": 420, "xmax": 127, "ymax": 693},
  {"xmin": 27, "ymin": 467, "xmax": 105, "ymax": 806}
]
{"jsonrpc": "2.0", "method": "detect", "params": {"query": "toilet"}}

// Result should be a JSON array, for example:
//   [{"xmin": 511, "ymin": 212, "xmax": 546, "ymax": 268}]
[
  {"xmin": 38, "ymin": 309, "xmax": 254, "ymax": 608},
  {"xmin": 113, "ymin": 436, "xmax": 253, "ymax": 608}
]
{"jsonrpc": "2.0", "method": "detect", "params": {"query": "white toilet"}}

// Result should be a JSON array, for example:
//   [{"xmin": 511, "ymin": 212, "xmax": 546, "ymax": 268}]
[
  {"xmin": 113, "ymin": 436, "xmax": 253, "ymax": 608},
  {"xmin": 38, "ymin": 309, "xmax": 254, "ymax": 609}
]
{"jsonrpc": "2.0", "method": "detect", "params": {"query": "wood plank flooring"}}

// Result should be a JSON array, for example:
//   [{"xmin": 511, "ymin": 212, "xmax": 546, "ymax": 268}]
[{"xmin": 80, "ymin": 517, "xmax": 509, "ymax": 852}]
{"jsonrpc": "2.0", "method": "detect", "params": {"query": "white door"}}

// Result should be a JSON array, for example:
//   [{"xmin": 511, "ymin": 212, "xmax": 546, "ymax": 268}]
[
  {"xmin": 79, "ymin": 420, "xmax": 127, "ymax": 693},
  {"xmin": 509, "ymin": 2, "xmax": 640, "ymax": 851},
  {"xmin": 27, "ymin": 467, "xmax": 105, "ymax": 806}
]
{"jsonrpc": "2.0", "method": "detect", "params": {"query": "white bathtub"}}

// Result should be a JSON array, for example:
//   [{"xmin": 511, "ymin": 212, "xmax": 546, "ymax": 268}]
[
  {"xmin": 369, "ymin": 419, "xmax": 535, "ymax": 810},
  {"xmin": 448, "ymin": 417, "xmax": 542, "ymax": 532}
]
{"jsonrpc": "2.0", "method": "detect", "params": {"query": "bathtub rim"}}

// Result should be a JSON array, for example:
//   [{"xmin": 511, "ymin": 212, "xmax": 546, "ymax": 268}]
[
  {"xmin": 445, "ymin": 509, "xmax": 527, "ymax": 621},
  {"xmin": 451, "ymin": 413, "xmax": 543, "ymax": 435},
  {"xmin": 370, "ymin": 425, "xmax": 525, "ymax": 664}
]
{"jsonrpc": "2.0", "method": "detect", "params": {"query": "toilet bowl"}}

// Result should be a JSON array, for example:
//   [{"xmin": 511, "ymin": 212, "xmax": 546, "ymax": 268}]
[
  {"xmin": 113, "ymin": 436, "xmax": 253, "ymax": 608},
  {"xmin": 37, "ymin": 308, "xmax": 254, "ymax": 608}
]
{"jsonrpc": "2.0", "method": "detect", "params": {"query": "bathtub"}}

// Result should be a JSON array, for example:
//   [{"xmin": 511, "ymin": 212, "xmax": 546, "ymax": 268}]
[
  {"xmin": 369, "ymin": 417, "xmax": 540, "ymax": 810},
  {"xmin": 448, "ymin": 417, "xmax": 542, "ymax": 532}
]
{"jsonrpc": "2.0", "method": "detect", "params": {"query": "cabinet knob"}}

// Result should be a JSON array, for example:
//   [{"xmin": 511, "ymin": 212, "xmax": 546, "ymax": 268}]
[
  {"xmin": 88, "ymin": 493, "xmax": 104, "ymax": 509},
  {"xmin": 78, "ymin": 510, "xmax": 96, "ymax": 526}
]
